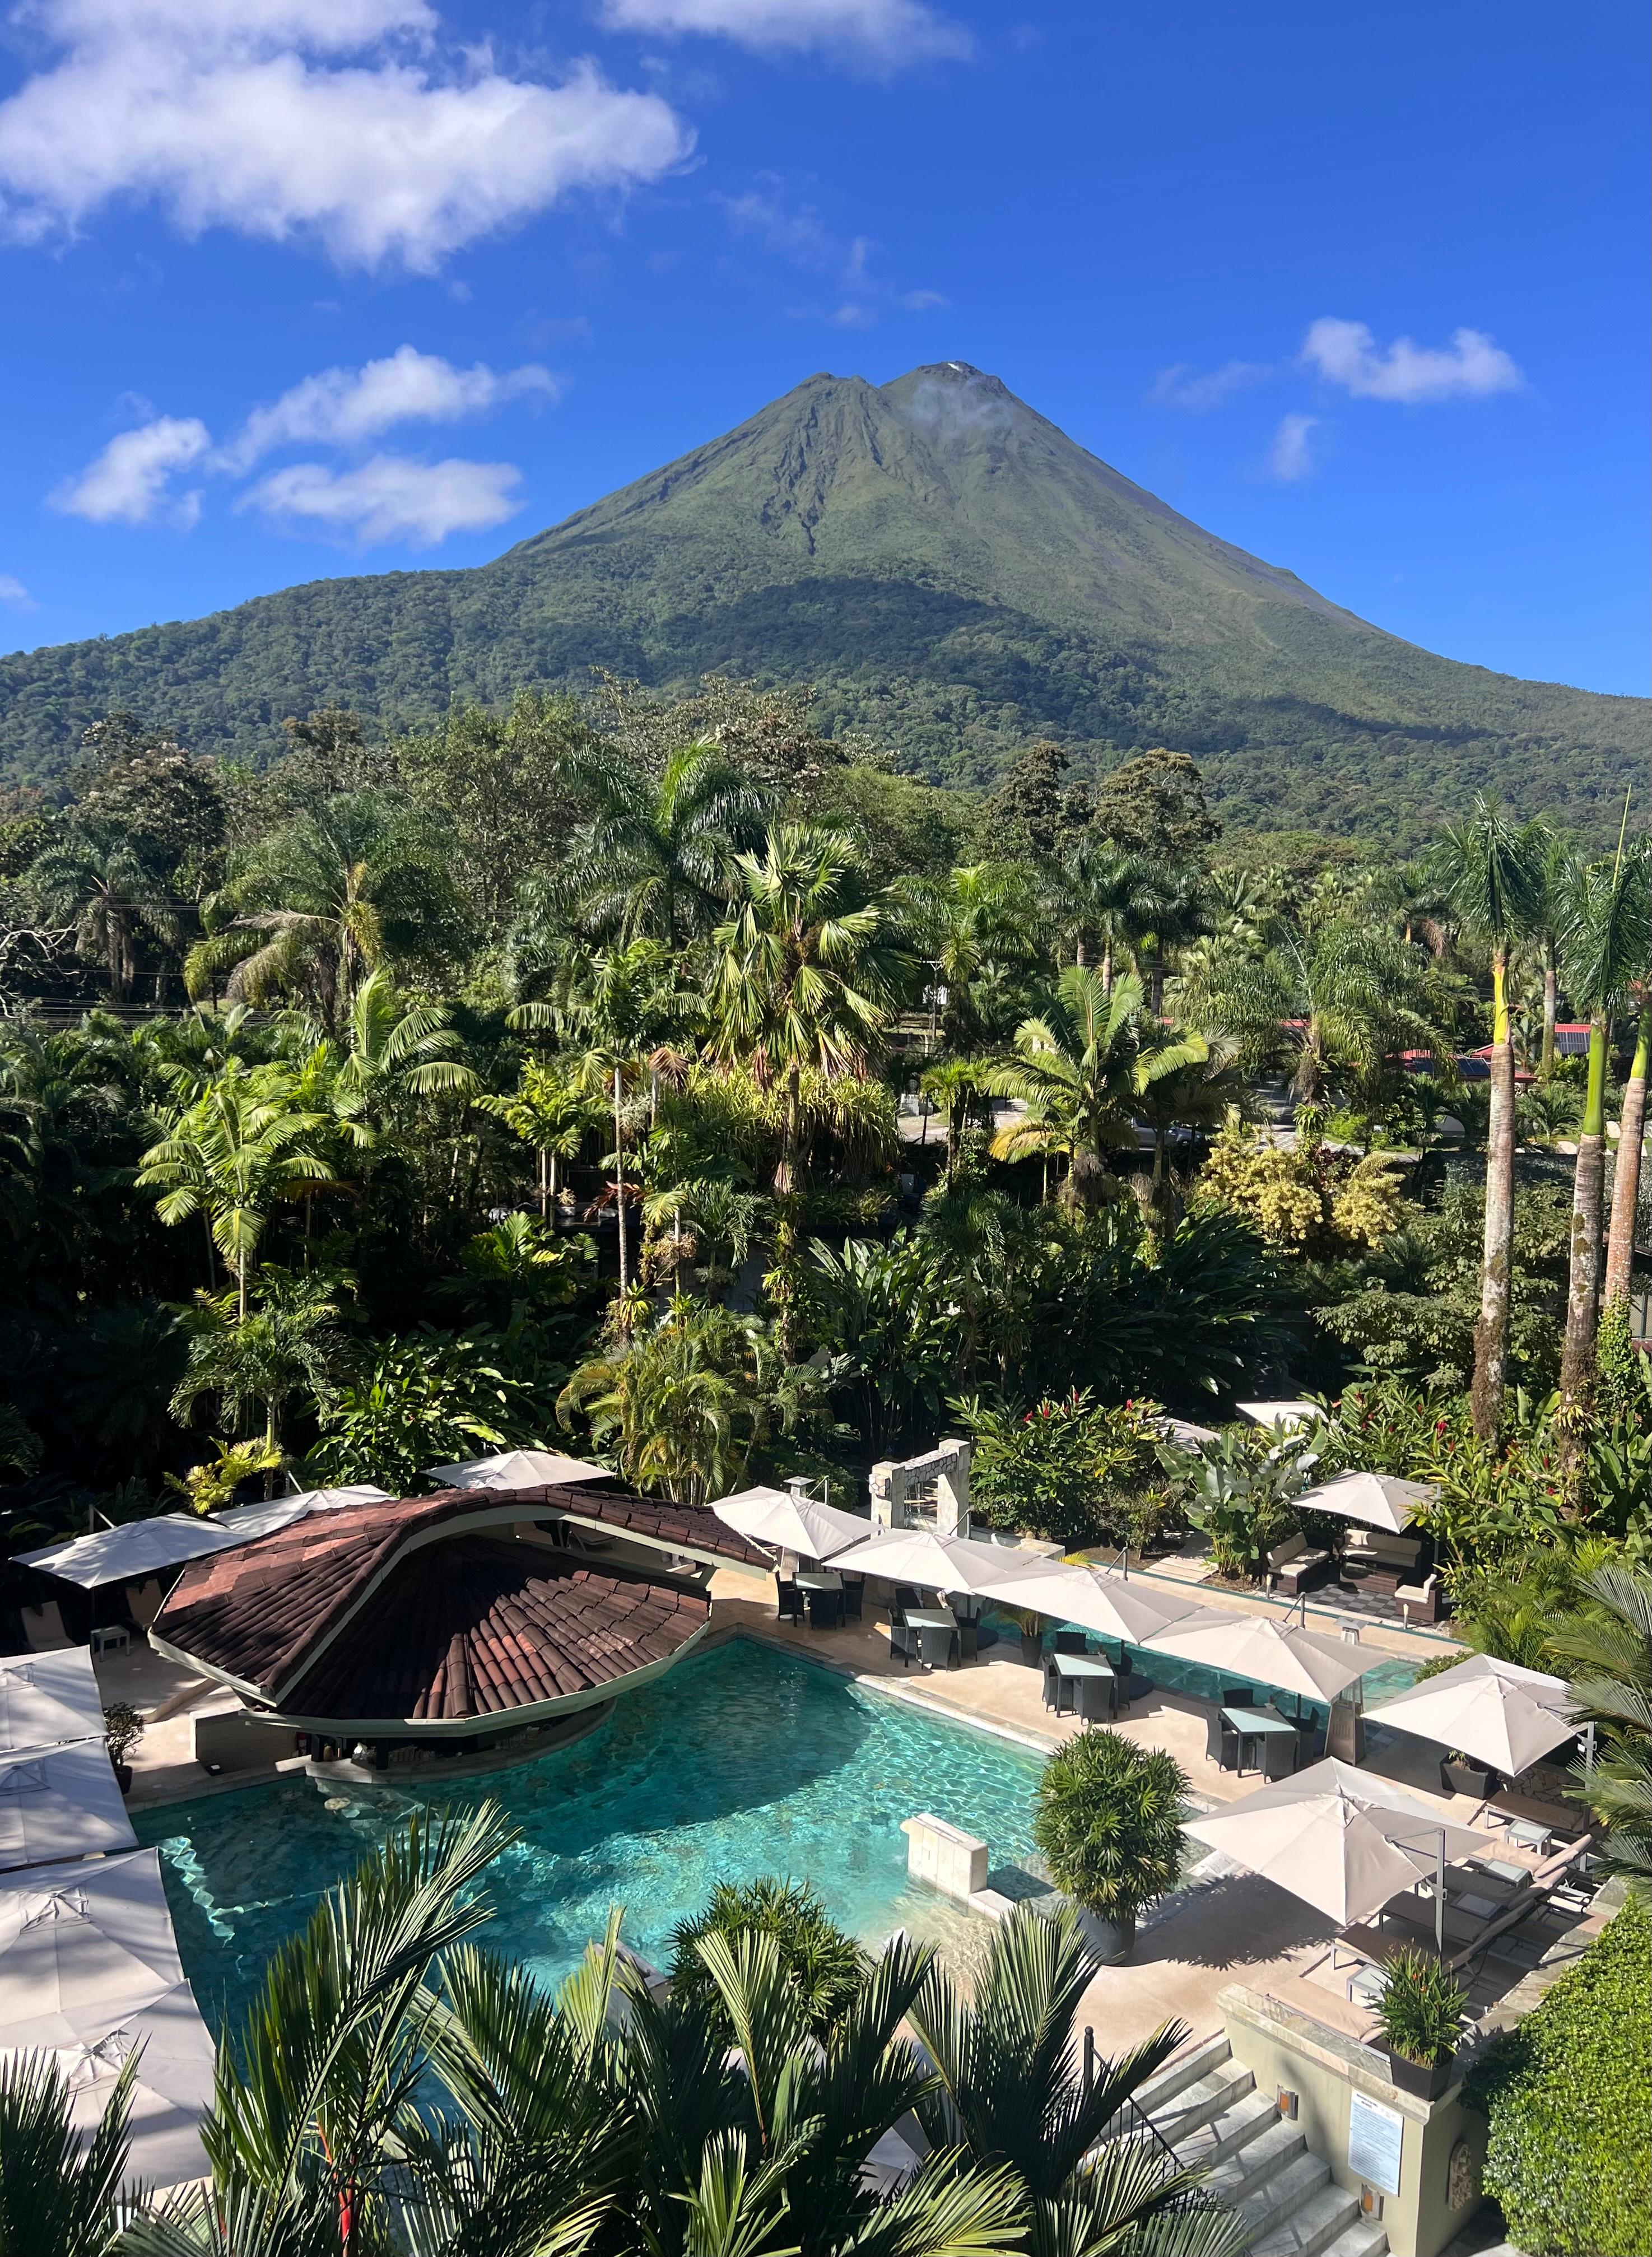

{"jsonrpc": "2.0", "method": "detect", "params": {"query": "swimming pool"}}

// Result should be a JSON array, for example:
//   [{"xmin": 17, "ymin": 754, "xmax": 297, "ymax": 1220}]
[{"xmin": 135, "ymin": 1638, "xmax": 1044, "ymax": 2035}]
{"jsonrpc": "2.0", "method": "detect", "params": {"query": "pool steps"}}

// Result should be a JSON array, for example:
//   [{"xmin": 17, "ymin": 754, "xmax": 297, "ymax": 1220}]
[{"xmin": 1130, "ymin": 2033, "xmax": 1389, "ymax": 2257}]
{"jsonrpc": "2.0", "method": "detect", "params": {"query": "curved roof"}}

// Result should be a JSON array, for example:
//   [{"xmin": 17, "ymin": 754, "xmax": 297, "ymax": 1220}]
[{"xmin": 150, "ymin": 1479, "xmax": 761, "ymax": 1730}]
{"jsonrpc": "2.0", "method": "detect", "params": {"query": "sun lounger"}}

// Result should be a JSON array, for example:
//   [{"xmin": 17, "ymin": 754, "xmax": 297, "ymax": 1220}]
[{"xmin": 21, "ymin": 1600, "xmax": 72, "ymax": 1652}]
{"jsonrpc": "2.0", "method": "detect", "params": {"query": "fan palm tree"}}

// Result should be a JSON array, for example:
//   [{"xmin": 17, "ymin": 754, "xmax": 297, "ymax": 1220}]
[
  {"xmin": 29, "ymin": 825, "xmax": 180, "ymax": 1003},
  {"xmin": 899, "ymin": 862, "xmax": 1045, "ymax": 1050},
  {"xmin": 908, "ymin": 1906, "xmax": 1242, "ymax": 2257},
  {"xmin": 984, "ymin": 968, "xmax": 1206, "ymax": 1211},
  {"xmin": 711, "ymin": 825, "xmax": 914, "ymax": 1340},
  {"xmin": 1556, "ymin": 837, "xmax": 1651, "ymax": 1436},
  {"xmin": 551, "ymin": 737, "xmax": 771, "ymax": 946},
  {"xmin": 137, "ymin": 1059, "xmax": 339, "ymax": 1316},
  {"xmin": 1434, "ymin": 799, "xmax": 1547, "ymax": 1437}
]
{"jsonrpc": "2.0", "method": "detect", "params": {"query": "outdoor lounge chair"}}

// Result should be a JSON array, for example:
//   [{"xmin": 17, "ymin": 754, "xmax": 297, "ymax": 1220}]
[
  {"xmin": 1396, "ymin": 1570, "xmax": 1443, "ymax": 1625},
  {"xmin": 127, "ymin": 1577, "xmax": 166, "ymax": 1631},
  {"xmin": 21, "ymin": 1599, "xmax": 71, "ymax": 1652},
  {"xmin": 1341, "ymin": 1529, "xmax": 1425, "ymax": 1595},
  {"xmin": 1265, "ymin": 1532, "xmax": 1333, "ymax": 1595}
]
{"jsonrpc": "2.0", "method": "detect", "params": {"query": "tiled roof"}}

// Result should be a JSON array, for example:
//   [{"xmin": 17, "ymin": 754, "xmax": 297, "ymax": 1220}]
[
  {"xmin": 152, "ymin": 1479, "xmax": 760, "ymax": 1706},
  {"xmin": 280, "ymin": 1538, "xmax": 706, "ymax": 1726}
]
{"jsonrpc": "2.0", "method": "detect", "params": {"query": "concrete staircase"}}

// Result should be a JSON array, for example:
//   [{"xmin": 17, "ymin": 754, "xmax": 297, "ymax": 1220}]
[{"xmin": 1132, "ymin": 2032, "xmax": 1389, "ymax": 2257}]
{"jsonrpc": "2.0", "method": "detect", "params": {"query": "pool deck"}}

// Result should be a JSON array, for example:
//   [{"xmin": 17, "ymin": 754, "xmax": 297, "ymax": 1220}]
[{"xmin": 100, "ymin": 1558, "xmax": 1584, "ymax": 2061}]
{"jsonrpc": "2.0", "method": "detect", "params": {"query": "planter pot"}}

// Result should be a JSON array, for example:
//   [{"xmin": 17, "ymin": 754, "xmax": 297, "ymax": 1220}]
[
  {"xmin": 1075, "ymin": 1908, "xmax": 1136, "ymax": 1965},
  {"xmin": 1020, "ymin": 1628, "xmax": 1044, "ymax": 1668},
  {"xmin": 1387, "ymin": 2046, "xmax": 1455, "ymax": 2102},
  {"xmin": 114, "ymin": 1764, "xmax": 133, "ymax": 1795},
  {"xmin": 1440, "ymin": 1758, "xmax": 1498, "ymax": 1798}
]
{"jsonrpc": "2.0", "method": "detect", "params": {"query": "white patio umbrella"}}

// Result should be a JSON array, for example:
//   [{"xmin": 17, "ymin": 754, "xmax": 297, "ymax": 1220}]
[
  {"xmin": 1295, "ymin": 1470, "xmax": 1435, "ymax": 1534},
  {"xmin": 1183, "ymin": 1758, "xmax": 1495, "ymax": 1927},
  {"xmin": 829, "ymin": 1525, "xmax": 1063, "ymax": 1598},
  {"xmin": 1143, "ymin": 1608, "xmax": 1374, "ymax": 1702},
  {"xmin": 213, "ymin": 1483, "xmax": 392, "ymax": 1539},
  {"xmin": 426, "ymin": 1449, "xmax": 612, "ymax": 1491},
  {"xmin": 711, "ymin": 1486, "xmax": 872, "ymax": 1561},
  {"xmin": 16, "ymin": 1515, "xmax": 243, "ymax": 1590},
  {"xmin": 0, "ymin": 1743, "xmax": 137, "ymax": 1872},
  {"xmin": 1367, "ymin": 1654, "xmax": 1577, "ymax": 1775},
  {"xmin": 976, "ymin": 1561, "xmax": 1201, "ymax": 1644},
  {"xmin": 0, "ymin": 1848, "xmax": 213, "ymax": 2192},
  {"xmin": 1157, "ymin": 1415, "xmax": 1220, "ymax": 1447},
  {"xmin": 1236, "ymin": 1400, "xmax": 1319, "ymax": 1434},
  {"xmin": 0, "ymin": 1649, "xmax": 105, "ymax": 1755}
]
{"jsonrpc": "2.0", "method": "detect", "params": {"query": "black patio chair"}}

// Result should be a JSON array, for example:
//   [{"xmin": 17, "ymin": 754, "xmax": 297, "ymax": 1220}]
[
  {"xmin": 1221, "ymin": 1686, "xmax": 1255, "ymax": 1707},
  {"xmin": 775, "ymin": 1579, "xmax": 804, "ymax": 1625},
  {"xmin": 1205, "ymin": 1711, "xmax": 1240, "ymax": 1770},
  {"xmin": 1053, "ymin": 1630, "xmax": 1088, "ymax": 1655},
  {"xmin": 807, "ymin": 1586, "xmax": 842, "ymax": 1631},
  {"xmin": 888, "ymin": 1621, "xmax": 917, "ymax": 1668},
  {"xmin": 839, "ymin": 1576, "xmax": 864, "ymax": 1621}
]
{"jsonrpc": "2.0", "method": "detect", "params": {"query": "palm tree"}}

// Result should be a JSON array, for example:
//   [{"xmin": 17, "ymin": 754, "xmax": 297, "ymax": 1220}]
[
  {"xmin": 1556, "ymin": 840, "xmax": 1651, "ymax": 1437},
  {"xmin": 1549, "ymin": 1560, "xmax": 1652, "ymax": 1886},
  {"xmin": 908, "ymin": 1906, "xmax": 1242, "ymax": 2257},
  {"xmin": 137, "ymin": 1059, "xmax": 338, "ymax": 1316},
  {"xmin": 1434, "ymin": 800, "xmax": 1547, "ymax": 1437},
  {"xmin": 1604, "ymin": 987, "xmax": 1650, "ymax": 1310},
  {"xmin": 482, "ymin": 1057, "xmax": 608, "ymax": 1216},
  {"xmin": 30, "ymin": 826, "xmax": 181, "ymax": 1004},
  {"xmin": 900, "ymin": 862, "xmax": 1044, "ymax": 1050},
  {"xmin": 170, "ymin": 1273, "xmax": 346, "ymax": 1464},
  {"xmin": 188, "ymin": 793, "xmax": 461, "ymax": 1032},
  {"xmin": 552, "ymin": 737, "xmax": 771, "ymax": 944},
  {"xmin": 711, "ymin": 825, "xmax": 914, "ymax": 1339},
  {"xmin": 533, "ymin": 939, "xmax": 705, "ymax": 1297},
  {"xmin": 984, "ymin": 968, "xmax": 1206, "ymax": 1211},
  {"xmin": 1059, "ymin": 838, "xmax": 1156, "ymax": 990},
  {"xmin": 0, "ymin": 2050, "xmax": 136, "ymax": 2257},
  {"xmin": 334, "ymin": 967, "xmax": 480, "ymax": 1104},
  {"xmin": 1131, "ymin": 1034, "xmax": 1245, "ymax": 1227},
  {"xmin": 1129, "ymin": 863, "xmax": 1211, "ymax": 1016}
]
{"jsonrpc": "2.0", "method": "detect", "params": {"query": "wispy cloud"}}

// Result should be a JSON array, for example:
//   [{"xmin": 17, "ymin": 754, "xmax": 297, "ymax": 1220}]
[
  {"xmin": 723, "ymin": 174, "xmax": 943, "ymax": 328},
  {"xmin": 0, "ymin": 0, "xmax": 691, "ymax": 273},
  {"xmin": 239, "ymin": 454, "xmax": 523, "ymax": 546},
  {"xmin": 50, "ymin": 416, "xmax": 211, "ymax": 525},
  {"xmin": 1301, "ymin": 317, "xmax": 1523, "ymax": 403},
  {"xmin": 0, "ymin": 575, "xmax": 33, "ymax": 608},
  {"xmin": 1267, "ymin": 412, "xmax": 1320, "ymax": 482},
  {"xmin": 1150, "ymin": 359, "xmax": 1272, "ymax": 414},
  {"xmin": 220, "ymin": 347, "xmax": 560, "ymax": 472},
  {"xmin": 600, "ymin": 0, "xmax": 972, "ymax": 71}
]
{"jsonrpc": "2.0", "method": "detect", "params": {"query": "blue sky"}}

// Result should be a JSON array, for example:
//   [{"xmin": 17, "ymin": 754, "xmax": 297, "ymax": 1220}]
[{"xmin": 0, "ymin": 0, "xmax": 1646, "ymax": 697}]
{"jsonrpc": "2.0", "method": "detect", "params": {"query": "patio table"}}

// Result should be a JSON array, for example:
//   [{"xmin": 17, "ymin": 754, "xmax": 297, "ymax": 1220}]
[
  {"xmin": 903, "ymin": 1607, "xmax": 957, "ymax": 1630},
  {"xmin": 1221, "ymin": 1704, "xmax": 1300, "ymax": 1777},
  {"xmin": 1049, "ymin": 1654, "xmax": 1116, "ymax": 1720},
  {"xmin": 797, "ymin": 1569, "xmax": 844, "ymax": 1629},
  {"xmin": 795, "ymin": 1571, "xmax": 843, "ymax": 1591},
  {"xmin": 904, "ymin": 1607, "xmax": 959, "ymax": 1670}
]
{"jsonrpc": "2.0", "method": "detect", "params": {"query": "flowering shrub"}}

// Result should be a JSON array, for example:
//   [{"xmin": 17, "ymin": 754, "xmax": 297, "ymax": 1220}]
[
  {"xmin": 1194, "ymin": 1111, "xmax": 1405, "ymax": 1255},
  {"xmin": 955, "ymin": 1389, "xmax": 1171, "ymax": 1551}
]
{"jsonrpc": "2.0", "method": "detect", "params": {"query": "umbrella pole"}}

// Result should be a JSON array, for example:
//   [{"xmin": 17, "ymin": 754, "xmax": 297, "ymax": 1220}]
[{"xmin": 1436, "ymin": 1830, "xmax": 1445, "ymax": 1956}]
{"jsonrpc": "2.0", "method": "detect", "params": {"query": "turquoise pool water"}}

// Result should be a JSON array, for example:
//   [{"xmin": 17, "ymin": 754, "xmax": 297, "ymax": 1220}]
[{"xmin": 134, "ymin": 1639, "xmax": 1043, "ymax": 2035}]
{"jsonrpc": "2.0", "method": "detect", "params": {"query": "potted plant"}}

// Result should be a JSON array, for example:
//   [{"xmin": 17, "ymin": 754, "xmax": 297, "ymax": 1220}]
[
  {"xmin": 1032, "ymin": 1728, "xmax": 1188, "ymax": 1963},
  {"xmin": 999, "ymin": 1606, "xmax": 1045, "ymax": 1668},
  {"xmin": 1440, "ymin": 1750, "xmax": 1499, "ymax": 1798},
  {"xmin": 1375, "ymin": 1946, "xmax": 1466, "ymax": 2100},
  {"xmin": 104, "ymin": 1701, "xmax": 145, "ymax": 1794}
]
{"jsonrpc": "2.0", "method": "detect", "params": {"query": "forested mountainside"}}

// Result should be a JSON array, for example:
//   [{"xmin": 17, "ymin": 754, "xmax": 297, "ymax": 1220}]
[{"xmin": 4, "ymin": 361, "xmax": 1645, "ymax": 843}]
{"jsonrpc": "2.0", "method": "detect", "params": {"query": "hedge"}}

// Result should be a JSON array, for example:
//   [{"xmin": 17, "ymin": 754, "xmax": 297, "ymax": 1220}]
[{"xmin": 1466, "ymin": 1895, "xmax": 1650, "ymax": 2255}]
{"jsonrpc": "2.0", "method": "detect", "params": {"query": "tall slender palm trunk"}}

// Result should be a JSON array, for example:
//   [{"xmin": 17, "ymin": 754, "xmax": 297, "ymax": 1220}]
[
  {"xmin": 1541, "ymin": 952, "xmax": 1558, "ymax": 1078},
  {"xmin": 1560, "ymin": 1017, "xmax": 1612, "ymax": 1456},
  {"xmin": 612, "ymin": 1064, "xmax": 629, "ymax": 1296},
  {"xmin": 772, "ymin": 1060, "xmax": 803, "ymax": 1357},
  {"xmin": 1604, "ymin": 1016, "xmax": 1650, "ymax": 1306},
  {"xmin": 1471, "ymin": 948, "xmax": 1518, "ymax": 1438}
]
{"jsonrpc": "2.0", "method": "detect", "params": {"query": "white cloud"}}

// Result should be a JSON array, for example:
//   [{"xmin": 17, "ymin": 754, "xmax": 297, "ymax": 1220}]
[
  {"xmin": 1150, "ymin": 359, "xmax": 1272, "ymax": 413},
  {"xmin": 601, "ymin": 0, "xmax": 971, "ymax": 68},
  {"xmin": 0, "ymin": 575, "xmax": 33, "ymax": 607},
  {"xmin": 1301, "ymin": 317, "xmax": 1523, "ymax": 404},
  {"xmin": 50, "ymin": 416, "xmax": 211, "ymax": 524},
  {"xmin": 1267, "ymin": 412, "xmax": 1320, "ymax": 482},
  {"xmin": 0, "ymin": 0, "xmax": 692, "ymax": 272},
  {"xmin": 724, "ymin": 175, "xmax": 939, "ymax": 326},
  {"xmin": 221, "ymin": 345, "xmax": 560, "ymax": 470},
  {"xmin": 240, "ymin": 452, "xmax": 523, "ymax": 545}
]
